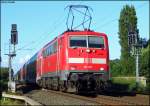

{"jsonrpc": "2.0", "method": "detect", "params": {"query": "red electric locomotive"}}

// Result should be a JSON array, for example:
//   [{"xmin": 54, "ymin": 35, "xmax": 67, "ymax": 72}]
[{"xmin": 36, "ymin": 30, "xmax": 110, "ymax": 93}]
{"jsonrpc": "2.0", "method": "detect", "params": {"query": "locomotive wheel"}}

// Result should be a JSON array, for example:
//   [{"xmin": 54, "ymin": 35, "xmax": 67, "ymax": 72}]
[
  {"xmin": 59, "ymin": 81, "xmax": 67, "ymax": 92},
  {"xmin": 101, "ymin": 84, "xmax": 105, "ymax": 91},
  {"xmin": 67, "ymin": 81, "xmax": 76, "ymax": 93},
  {"xmin": 95, "ymin": 80, "xmax": 100, "ymax": 92},
  {"xmin": 47, "ymin": 78, "xmax": 51, "ymax": 90},
  {"xmin": 56, "ymin": 83, "xmax": 60, "ymax": 91},
  {"xmin": 57, "ymin": 77, "xmax": 61, "ymax": 91},
  {"xmin": 42, "ymin": 78, "xmax": 46, "ymax": 88},
  {"xmin": 55, "ymin": 78, "xmax": 60, "ymax": 91},
  {"xmin": 76, "ymin": 81, "xmax": 81, "ymax": 94},
  {"xmin": 39, "ymin": 80, "xmax": 42, "ymax": 87},
  {"xmin": 98, "ymin": 80, "xmax": 107, "ymax": 91},
  {"xmin": 76, "ymin": 86, "xmax": 79, "ymax": 94},
  {"xmin": 60, "ymin": 85, "xmax": 65, "ymax": 92},
  {"xmin": 64, "ymin": 81, "xmax": 68, "ymax": 92}
]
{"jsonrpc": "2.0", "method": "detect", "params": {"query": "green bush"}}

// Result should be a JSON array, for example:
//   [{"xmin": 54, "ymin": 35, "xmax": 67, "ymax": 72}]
[
  {"xmin": 128, "ymin": 82, "xmax": 136, "ymax": 92},
  {"xmin": 0, "ymin": 80, "xmax": 8, "ymax": 92},
  {"xmin": 140, "ymin": 45, "xmax": 150, "ymax": 78},
  {"xmin": 111, "ymin": 77, "xmax": 149, "ymax": 94},
  {"xmin": 141, "ymin": 79, "xmax": 150, "ymax": 94},
  {"xmin": 0, "ymin": 67, "xmax": 9, "ymax": 91},
  {"xmin": 0, "ymin": 68, "xmax": 9, "ymax": 80}
]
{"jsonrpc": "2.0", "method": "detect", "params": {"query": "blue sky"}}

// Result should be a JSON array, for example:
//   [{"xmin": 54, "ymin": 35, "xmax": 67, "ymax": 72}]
[{"xmin": 1, "ymin": 1, "xmax": 149, "ymax": 74}]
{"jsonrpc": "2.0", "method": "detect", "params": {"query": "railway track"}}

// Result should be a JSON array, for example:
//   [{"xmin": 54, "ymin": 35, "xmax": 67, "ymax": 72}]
[
  {"xmin": 96, "ymin": 95, "xmax": 137, "ymax": 105},
  {"xmin": 40, "ymin": 89, "xmax": 138, "ymax": 105},
  {"xmin": 17, "ymin": 85, "xmax": 148, "ymax": 105}
]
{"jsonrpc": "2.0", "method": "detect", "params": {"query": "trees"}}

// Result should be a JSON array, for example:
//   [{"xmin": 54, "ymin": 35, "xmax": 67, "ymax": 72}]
[
  {"xmin": 0, "ymin": 67, "xmax": 9, "ymax": 91},
  {"xmin": 140, "ymin": 43, "xmax": 150, "ymax": 78},
  {"xmin": 110, "ymin": 59, "xmax": 122, "ymax": 77},
  {"xmin": 111, "ymin": 5, "xmax": 149, "ymax": 78},
  {"xmin": 118, "ymin": 5, "xmax": 137, "ymax": 76},
  {"xmin": 0, "ymin": 67, "xmax": 9, "ymax": 80}
]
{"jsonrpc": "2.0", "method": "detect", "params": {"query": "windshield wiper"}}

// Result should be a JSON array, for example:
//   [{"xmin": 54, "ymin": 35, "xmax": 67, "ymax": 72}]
[{"xmin": 71, "ymin": 46, "xmax": 78, "ymax": 49}]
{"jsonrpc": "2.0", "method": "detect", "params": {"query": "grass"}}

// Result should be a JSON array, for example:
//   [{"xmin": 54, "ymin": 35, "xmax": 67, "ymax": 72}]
[
  {"xmin": 6, "ymin": 91, "xmax": 23, "ymax": 96},
  {"xmin": 111, "ymin": 77, "xmax": 149, "ymax": 94},
  {"xmin": 0, "ymin": 98, "xmax": 25, "ymax": 105},
  {"xmin": 112, "ymin": 77, "xmax": 136, "ymax": 84},
  {"xmin": 0, "ymin": 80, "xmax": 25, "ymax": 105},
  {"xmin": 111, "ymin": 77, "xmax": 136, "ymax": 92}
]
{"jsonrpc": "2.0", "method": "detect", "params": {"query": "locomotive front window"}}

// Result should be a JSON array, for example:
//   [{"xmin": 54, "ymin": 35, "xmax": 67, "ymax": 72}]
[
  {"xmin": 70, "ymin": 36, "xmax": 87, "ymax": 47},
  {"xmin": 88, "ymin": 36, "xmax": 104, "ymax": 48}
]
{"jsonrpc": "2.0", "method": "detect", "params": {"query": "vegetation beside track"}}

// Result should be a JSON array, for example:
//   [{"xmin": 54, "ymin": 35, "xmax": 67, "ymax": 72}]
[
  {"xmin": 111, "ymin": 77, "xmax": 149, "ymax": 94},
  {"xmin": 110, "ymin": 39, "xmax": 149, "ymax": 94},
  {"xmin": 0, "ymin": 67, "xmax": 9, "ymax": 92},
  {"xmin": 109, "ymin": 5, "xmax": 149, "ymax": 95},
  {"xmin": 0, "ymin": 97, "xmax": 24, "ymax": 105}
]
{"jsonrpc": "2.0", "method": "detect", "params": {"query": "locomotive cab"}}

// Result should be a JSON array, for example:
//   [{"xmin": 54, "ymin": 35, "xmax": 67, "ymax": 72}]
[{"xmin": 64, "ymin": 31, "xmax": 110, "ymax": 93}]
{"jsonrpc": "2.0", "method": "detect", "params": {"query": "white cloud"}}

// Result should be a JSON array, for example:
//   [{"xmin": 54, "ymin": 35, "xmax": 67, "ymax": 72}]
[
  {"xmin": 18, "ymin": 54, "xmax": 31, "ymax": 67},
  {"xmin": 1, "ymin": 58, "xmax": 8, "ymax": 67}
]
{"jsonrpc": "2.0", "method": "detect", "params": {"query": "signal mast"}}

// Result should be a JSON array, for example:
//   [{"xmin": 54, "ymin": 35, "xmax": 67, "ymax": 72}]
[
  {"xmin": 127, "ymin": 24, "xmax": 142, "ymax": 86},
  {"xmin": 5, "ymin": 24, "xmax": 18, "ymax": 92}
]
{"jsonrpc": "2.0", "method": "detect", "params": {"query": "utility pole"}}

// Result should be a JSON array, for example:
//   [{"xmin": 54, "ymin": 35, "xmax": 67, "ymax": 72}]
[
  {"xmin": 0, "ymin": 33, "xmax": 1, "ymax": 68},
  {"xmin": 136, "ymin": 51, "xmax": 139, "ymax": 83},
  {"xmin": 5, "ymin": 24, "xmax": 18, "ymax": 92},
  {"xmin": 8, "ymin": 39, "xmax": 12, "ymax": 82}
]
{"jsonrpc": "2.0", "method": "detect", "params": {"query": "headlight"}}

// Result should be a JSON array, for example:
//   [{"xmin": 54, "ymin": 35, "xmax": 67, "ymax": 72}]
[
  {"xmin": 70, "ymin": 66, "xmax": 76, "ymax": 70},
  {"xmin": 100, "ymin": 67, "xmax": 104, "ymax": 71}
]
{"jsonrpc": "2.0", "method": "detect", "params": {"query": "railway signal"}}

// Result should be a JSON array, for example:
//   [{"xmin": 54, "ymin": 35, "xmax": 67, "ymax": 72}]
[
  {"xmin": 11, "ymin": 24, "xmax": 18, "ymax": 45},
  {"xmin": 5, "ymin": 24, "xmax": 18, "ymax": 92},
  {"xmin": 128, "ymin": 28, "xmax": 142, "ymax": 86}
]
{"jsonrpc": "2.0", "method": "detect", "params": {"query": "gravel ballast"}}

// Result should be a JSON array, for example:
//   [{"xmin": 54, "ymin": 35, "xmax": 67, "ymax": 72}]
[{"xmin": 25, "ymin": 90, "xmax": 99, "ymax": 105}]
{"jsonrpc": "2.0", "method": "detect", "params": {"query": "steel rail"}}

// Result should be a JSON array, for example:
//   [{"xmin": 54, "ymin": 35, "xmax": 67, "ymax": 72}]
[{"xmin": 41, "ymin": 89, "xmax": 137, "ymax": 105}]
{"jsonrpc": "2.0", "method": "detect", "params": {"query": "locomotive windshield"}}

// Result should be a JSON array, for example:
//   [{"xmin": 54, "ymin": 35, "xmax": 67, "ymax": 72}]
[
  {"xmin": 88, "ymin": 36, "xmax": 104, "ymax": 48},
  {"xmin": 70, "ymin": 36, "xmax": 104, "ymax": 48},
  {"xmin": 70, "ymin": 36, "xmax": 87, "ymax": 47}
]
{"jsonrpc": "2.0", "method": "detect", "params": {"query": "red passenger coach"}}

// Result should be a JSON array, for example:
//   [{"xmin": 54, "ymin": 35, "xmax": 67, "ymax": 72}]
[
  {"xmin": 20, "ymin": 68, "xmax": 25, "ymax": 82},
  {"xmin": 35, "ymin": 30, "xmax": 110, "ymax": 93}
]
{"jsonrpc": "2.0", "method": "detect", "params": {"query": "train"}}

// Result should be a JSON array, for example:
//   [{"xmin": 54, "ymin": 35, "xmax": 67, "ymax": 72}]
[{"xmin": 15, "ymin": 29, "xmax": 110, "ymax": 94}]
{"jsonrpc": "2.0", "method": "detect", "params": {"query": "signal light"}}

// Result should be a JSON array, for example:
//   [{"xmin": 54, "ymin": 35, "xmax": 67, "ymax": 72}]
[{"xmin": 11, "ymin": 24, "xmax": 18, "ymax": 45}]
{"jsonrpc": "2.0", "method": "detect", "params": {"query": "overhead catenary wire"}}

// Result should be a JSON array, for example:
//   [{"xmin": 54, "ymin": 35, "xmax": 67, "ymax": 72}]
[
  {"xmin": 94, "ymin": 18, "xmax": 118, "ymax": 31},
  {"xmin": 15, "ymin": 10, "xmax": 67, "ymax": 55},
  {"xmin": 16, "ymin": 41, "xmax": 35, "ymax": 51},
  {"xmin": 31, "ymin": 14, "xmax": 67, "ymax": 52},
  {"xmin": 93, "ymin": 2, "xmax": 147, "ymax": 31},
  {"xmin": 11, "ymin": 9, "xmax": 68, "ymax": 71}
]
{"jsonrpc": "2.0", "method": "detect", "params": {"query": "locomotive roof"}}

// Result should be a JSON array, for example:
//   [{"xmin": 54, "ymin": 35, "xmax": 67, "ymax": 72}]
[
  {"xmin": 63, "ymin": 30, "xmax": 107, "ymax": 36},
  {"xmin": 43, "ymin": 30, "xmax": 107, "ymax": 49}
]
